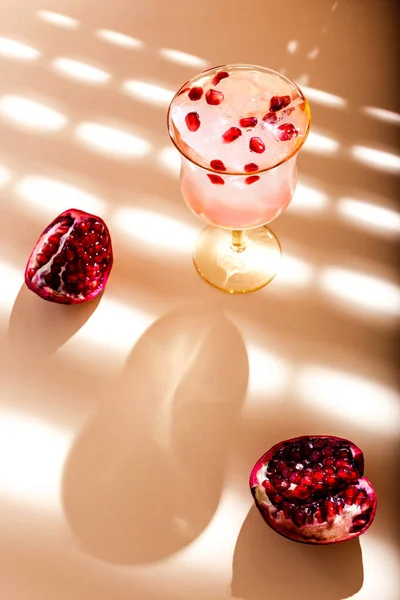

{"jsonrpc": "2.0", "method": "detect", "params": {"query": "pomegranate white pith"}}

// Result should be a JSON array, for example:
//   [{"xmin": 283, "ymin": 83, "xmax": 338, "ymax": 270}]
[
  {"xmin": 250, "ymin": 435, "xmax": 377, "ymax": 545},
  {"xmin": 25, "ymin": 208, "xmax": 113, "ymax": 304}
]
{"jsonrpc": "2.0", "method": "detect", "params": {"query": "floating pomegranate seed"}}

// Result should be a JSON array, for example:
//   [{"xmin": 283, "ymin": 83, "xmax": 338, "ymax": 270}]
[
  {"xmin": 239, "ymin": 116, "xmax": 258, "ymax": 128},
  {"xmin": 25, "ymin": 209, "xmax": 113, "ymax": 304},
  {"xmin": 188, "ymin": 86, "xmax": 203, "ymax": 101},
  {"xmin": 205, "ymin": 89, "xmax": 224, "ymax": 105},
  {"xmin": 245, "ymin": 175, "xmax": 260, "ymax": 185},
  {"xmin": 262, "ymin": 111, "xmax": 278, "ymax": 124},
  {"xmin": 207, "ymin": 174, "xmax": 224, "ymax": 185},
  {"xmin": 222, "ymin": 127, "xmax": 242, "ymax": 143},
  {"xmin": 249, "ymin": 137, "xmax": 265, "ymax": 153},
  {"xmin": 277, "ymin": 123, "xmax": 299, "ymax": 141},
  {"xmin": 270, "ymin": 95, "xmax": 291, "ymax": 111},
  {"xmin": 178, "ymin": 84, "xmax": 190, "ymax": 96},
  {"xmin": 211, "ymin": 71, "xmax": 229, "ymax": 86},
  {"xmin": 185, "ymin": 111, "xmax": 201, "ymax": 132},
  {"xmin": 244, "ymin": 163, "xmax": 259, "ymax": 172},
  {"xmin": 250, "ymin": 435, "xmax": 377, "ymax": 545},
  {"xmin": 210, "ymin": 159, "xmax": 226, "ymax": 171}
]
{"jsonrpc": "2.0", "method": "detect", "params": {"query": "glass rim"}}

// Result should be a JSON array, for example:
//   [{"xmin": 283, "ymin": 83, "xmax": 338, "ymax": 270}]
[{"xmin": 167, "ymin": 63, "xmax": 311, "ymax": 176}]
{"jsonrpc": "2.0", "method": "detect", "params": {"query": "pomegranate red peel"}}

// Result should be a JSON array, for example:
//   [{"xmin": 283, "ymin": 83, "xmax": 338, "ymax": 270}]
[
  {"xmin": 25, "ymin": 208, "xmax": 113, "ymax": 305},
  {"xmin": 250, "ymin": 435, "xmax": 377, "ymax": 545}
]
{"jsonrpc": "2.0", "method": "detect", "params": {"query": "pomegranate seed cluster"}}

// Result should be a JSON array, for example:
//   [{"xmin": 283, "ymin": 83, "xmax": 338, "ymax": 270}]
[{"xmin": 264, "ymin": 437, "xmax": 360, "ymax": 502}]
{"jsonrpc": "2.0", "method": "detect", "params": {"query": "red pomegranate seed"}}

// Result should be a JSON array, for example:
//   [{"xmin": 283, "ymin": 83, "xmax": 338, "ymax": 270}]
[
  {"xmin": 178, "ymin": 85, "xmax": 190, "ymax": 96},
  {"xmin": 262, "ymin": 480, "xmax": 275, "ymax": 494},
  {"xmin": 270, "ymin": 494, "xmax": 283, "ymax": 505},
  {"xmin": 249, "ymin": 137, "xmax": 265, "ymax": 153},
  {"xmin": 262, "ymin": 111, "xmax": 278, "ymax": 124},
  {"xmin": 205, "ymin": 89, "xmax": 224, "ymax": 105},
  {"xmin": 325, "ymin": 498, "xmax": 337, "ymax": 520},
  {"xmin": 351, "ymin": 515, "xmax": 369, "ymax": 532},
  {"xmin": 276, "ymin": 479, "xmax": 290, "ymax": 492},
  {"xmin": 245, "ymin": 175, "xmax": 260, "ymax": 185},
  {"xmin": 277, "ymin": 123, "xmax": 299, "ymax": 141},
  {"xmin": 210, "ymin": 159, "xmax": 226, "ymax": 171},
  {"xmin": 185, "ymin": 111, "xmax": 201, "ymax": 132},
  {"xmin": 207, "ymin": 174, "xmax": 224, "ymax": 185},
  {"xmin": 270, "ymin": 95, "xmax": 291, "ymax": 112},
  {"xmin": 276, "ymin": 461, "xmax": 287, "ymax": 473},
  {"xmin": 244, "ymin": 163, "xmax": 258, "ymax": 172},
  {"xmin": 292, "ymin": 508, "xmax": 307, "ymax": 527},
  {"xmin": 289, "ymin": 472, "xmax": 302, "ymax": 484},
  {"xmin": 239, "ymin": 116, "xmax": 258, "ymax": 128},
  {"xmin": 361, "ymin": 497, "xmax": 374, "ymax": 513},
  {"xmin": 293, "ymin": 485, "xmax": 310, "ymax": 499},
  {"xmin": 188, "ymin": 86, "xmax": 203, "ymax": 101},
  {"xmin": 322, "ymin": 446, "xmax": 334, "ymax": 457},
  {"xmin": 222, "ymin": 127, "xmax": 242, "ymax": 143},
  {"xmin": 310, "ymin": 450, "xmax": 322, "ymax": 463},
  {"xmin": 337, "ymin": 468, "xmax": 352, "ymax": 481},
  {"xmin": 301, "ymin": 475, "xmax": 313, "ymax": 486},
  {"xmin": 212, "ymin": 71, "xmax": 229, "ymax": 86}
]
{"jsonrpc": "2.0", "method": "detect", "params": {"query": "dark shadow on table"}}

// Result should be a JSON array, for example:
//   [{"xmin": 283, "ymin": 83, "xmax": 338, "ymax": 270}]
[
  {"xmin": 62, "ymin": 303, "xmax": 249, "ymax": 565},
  {"xmin": 231, "ymin": 505, "xmax": 363, "ymax": 600},
  {"xmin": 8, "ymin": 283, "xmax": 101, "ymax": 356}
]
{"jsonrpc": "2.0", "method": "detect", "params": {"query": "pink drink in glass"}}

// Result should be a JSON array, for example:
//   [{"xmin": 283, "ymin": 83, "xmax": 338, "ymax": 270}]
[{"xmin": 169, "ymin": 66, "xmax": 309, "ymax": 230}]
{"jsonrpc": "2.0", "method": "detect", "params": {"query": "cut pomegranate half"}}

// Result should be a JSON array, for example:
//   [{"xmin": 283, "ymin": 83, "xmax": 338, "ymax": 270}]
[
  {"xmin": 250, "ymin": 435, "xmax": 377, "ymax": 545},
  {"xmin": 25, "ymin": 209, "xmax": 113, "ymax": 305}
]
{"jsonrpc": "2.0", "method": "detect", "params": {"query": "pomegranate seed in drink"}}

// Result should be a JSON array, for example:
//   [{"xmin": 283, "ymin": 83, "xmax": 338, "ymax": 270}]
[
  {"xmin": 249, "ymin": 137, "xmax": 265, "ymax": 153},
  {"xmin": 207, "ymin": 174, "xmax": 225, "ymax": 185},
  {"xmin": 212, "ymin": 71, "xmax": 229, "ymax": 85},
  {"xmin": 188, "ymin": 86, "xmax": 203, "ymax": 101},
  {"xmin": 205, "ymin": 89, "xmax": 224, "ymax": 105},
  {"xmin": 222, "ymin": 127, "xmax": 242, "ymax": 143},
  {"xmin": 185, "ymin": 112, "xmax": 201, "ymax": 132}
]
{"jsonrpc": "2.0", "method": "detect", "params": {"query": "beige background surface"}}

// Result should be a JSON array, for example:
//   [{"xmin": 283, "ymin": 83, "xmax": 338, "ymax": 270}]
[{"xmin": 0, "ymin": 0, "xmax": 399, "ymax": 599}]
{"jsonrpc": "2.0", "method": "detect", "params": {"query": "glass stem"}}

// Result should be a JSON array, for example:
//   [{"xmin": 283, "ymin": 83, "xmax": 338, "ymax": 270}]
[{"xmin": 231, "ymin": 229, "xmax": 246, "ymax": 253}]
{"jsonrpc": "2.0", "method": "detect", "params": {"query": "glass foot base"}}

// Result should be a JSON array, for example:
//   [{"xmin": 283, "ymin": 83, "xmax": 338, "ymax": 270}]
[{"xmin": 193, "ymin": 225, "xmax": 282, "ymax": 294}]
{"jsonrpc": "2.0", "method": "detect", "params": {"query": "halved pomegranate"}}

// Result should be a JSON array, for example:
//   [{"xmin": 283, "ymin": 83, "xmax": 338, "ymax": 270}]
[
  {"xmin": 25, "ymin": 209, "xmax": 113, "ymax": 305},
  {"xmin": 250, "ymin": 435, "xmax": 377, "ymax": 545}
]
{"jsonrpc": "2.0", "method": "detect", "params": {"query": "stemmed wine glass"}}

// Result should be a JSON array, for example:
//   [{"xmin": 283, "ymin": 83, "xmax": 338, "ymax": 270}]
[{"xmin": 167, "ymin": 64, "xmax": 311, "ymax": 293}]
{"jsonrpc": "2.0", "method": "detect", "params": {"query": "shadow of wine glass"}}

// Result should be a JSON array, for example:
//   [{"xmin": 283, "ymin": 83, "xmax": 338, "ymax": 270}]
[
  {"xmin": 231, "ymin": 505, "xmax": 363, "ymax": 600},
  {"xmin": 8, "ymin": 283, "xmax": 101, "ymax": 356},
  {"xmin": 61, "ymin": 303, "xmax": 249, "ymax": 565}
]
